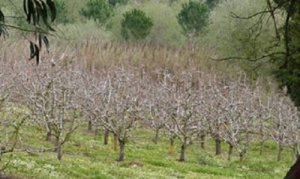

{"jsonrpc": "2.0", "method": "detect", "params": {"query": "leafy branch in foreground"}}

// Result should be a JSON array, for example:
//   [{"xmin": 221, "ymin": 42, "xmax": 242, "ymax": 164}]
[{"xmin": 0, "ymin": 0, "xmax": 57, "ymax": 64}]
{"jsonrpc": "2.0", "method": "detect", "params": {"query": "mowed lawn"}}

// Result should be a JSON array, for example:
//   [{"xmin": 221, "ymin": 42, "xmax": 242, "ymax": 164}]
[{"xmin": 2, "ymin": 125, "xmax": 293, "ymax": 179}]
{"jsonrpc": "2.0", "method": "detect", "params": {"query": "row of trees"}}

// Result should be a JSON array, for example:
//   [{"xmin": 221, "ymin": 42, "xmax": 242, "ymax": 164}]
[
  {"xmin": 0, "ymin": 59, "xmax": 299, "ymax": 163},
  {"xmin": 69, "ymin": 0, "xmax": 211, "ymax": 40},
  {"xmin": 0, "ymin": 0, "xmax": 209, "ymax": 41}
]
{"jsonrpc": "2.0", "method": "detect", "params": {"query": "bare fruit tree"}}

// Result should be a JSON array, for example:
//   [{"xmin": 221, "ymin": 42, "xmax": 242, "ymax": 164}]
[
  {"xmin": 143, "ymin": 71, "xmax": 170, "ymax": 145},
  {"xmin": 203, "ymin": 74, "xmax": 225, "ymax": 156},
  {"xmin": 268, "ymin": 92, "xmax": 300, "ymax": 161},
  {"xmin": 0, "ymin": 61, "xmax": 27, "ymax": 171},
  {"xmin": 163, "ymin": 71, "xmax": 202, "ymax": 162},
  {"xmin": 78, "ymin": 70, "xmax": 105, "ymax": 136},
  {"xmin": 18, "ymin": 61, "xmax": 81, "ymax": 160},
  {"xmin": 218, "ymin": 76, "xmax": 259, "ymax": 162},
  {"xmin": 100, "ymin": 67, "xmax": 144, "ymax": 161}
]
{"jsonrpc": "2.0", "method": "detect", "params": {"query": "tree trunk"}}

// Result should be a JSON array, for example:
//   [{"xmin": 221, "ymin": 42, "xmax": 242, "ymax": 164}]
[
  {"xmin": 46, "ymin": 130, "xmax": 52, "ymax": 141},
  {"xmin": 113, "ymin": 133, "xmax": 118, "ymax": 151},
  {"xmin": 239, "ymin": 152, "xmax": 245, "ymax": 163},
  {"xmin": 54, "ymin": 137, "xmax": 63, "ymax": 161},
  {"xmin": 168, "ymin": 135, "xmax": 176, "ymax": 155},
  {"xmin": 215, "ymin": 137, "xmax": 222, "ymax": 155},
  {"xmin": 200, "ymin": 134, "xmax": 205, "ymax": 149},
  {"xmin": 259, "ymin": 140, "xmax": 264, "ymax": 156},
  {"xmin": 88, "ymin": 120, "xmax": 92, "ymax": 132},
  {"xmin": 179, "ymin": 138, "xmax": 187, "ymax": 162},
  {"xmin": 228, "ymin": 143, "xmax": 234, "ymax": 161},
  {"xmin": 277, "ymin": 143, "xmax": 283, "ymax": 161},
  {"xmin": 45, "ymin": 121, "xmax": 52, "ymax": 141},
  {"xmin": 117, "ymin": 139, "xmax": 125, "ymax": 162},
  {"xmin": 94, "ymin": 127, "xmax": 99, "ymax": 136},
  {"xmin": 292, "ymin": 144, "xmax": 300, "ymax": 159},
  {"xmin": 103, "ymin": 128, "xmax": 109, "ymax": 145},
  {"xmin": 259, "ymin": 122, "xmax": 264, "ymax": 156},
  {"xmin": 153, "ymin": 128, "xmax": 160, "ymax": 144}
]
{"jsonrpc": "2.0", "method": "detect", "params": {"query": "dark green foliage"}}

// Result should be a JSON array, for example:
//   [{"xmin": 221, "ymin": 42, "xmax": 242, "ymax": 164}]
[
  {"xmin": 108, "ymin": 0, "xmax": 128, "ymax": 7},
  {"xmin": 272, "ymin": 0, "xmax": 300, "ymax": 106},
  {"xmin": 121, "ymin": 9, "xmax": 153, "ymax": 40},
  {"xmin": 177, "ymin": 1, "xmax": 209, "ymax": 36},
  {"xmin": 22, "ymin": 0, "xmax": 56, "ymax": 30},
  {"xmin": 81, "ymin": 0, "xmax": 113, "ymax": 25},
  {"xmin": 23, "ymin": 0, "xmax": 56, "ymax": 64},
  {"xmin": 276, "ymin": 24, "xmax": 300, "ymax": 105},
  {"xmin": 0, "ymin": 9, "xmax": 8, "ymax": 37}
]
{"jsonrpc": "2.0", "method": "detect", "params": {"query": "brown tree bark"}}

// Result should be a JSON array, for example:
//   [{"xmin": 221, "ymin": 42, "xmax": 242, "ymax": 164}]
[
  {"xmin": 103, "ymin": 128, "xmax": 109, "ymax": 145},
  {"xmin": 179, "ymin": 138, "xmax": 188, "ymax": 162},
  {"xmin": 259, "ymin": 140, "xmax": 265, "ymax": 156},
  {"xmin": 113, "ymin": 133, "xmax": 118, "ymax": 151},
  {"xmin": 227, "ymin": 143, "xmax": 234, "ymax": 161},
  {"xmin": 259, "ymin": 121, "xmax": 265, "ymax": 156},
  {"xmin": 277, "ymin": 143, "xmax": 283, "ymax": 161},
  {"xmin": 45, "ymin": 123, "xmax": 52, "ymax": 141},
  {"xmin": 168, "ymin": 135, "xmax": 176, "ymax": 155},
  {"xmin": 200, "ymin": 134, "xmax": 205, "ymax": 149},
  {"xmin": 117, "ymin": 139, "xmax": 125, "ymax": 162},
  {"xmin": 239, "ymin": 153, "xmax": 244, "ymax": 163},
  {"xmin": 153, "ymin": 128, "xmax": 160, "ymax": 144},
  {"xmin": 88, "ymin": 120, "xmax": 92, "ymax": 132},
  {"xmin": 54, "ymin": 137, "xmax": 63, "ymax": 161},
  {"xmin": 215, "ymin": 137, "xmax": 222, "ymax": 155},
  {"xmin": 46, "ymin": 130, "xmax": 52, "ymax": 141}
]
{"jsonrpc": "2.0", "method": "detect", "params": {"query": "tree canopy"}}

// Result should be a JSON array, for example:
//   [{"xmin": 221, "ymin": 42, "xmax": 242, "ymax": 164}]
[
  {"xmin": 223, "ymin": 0, "xmax": 300, "ymax": 106},
  {"xmin": 273, "ymin": 0, "xmax": 300, "ymax": 106},
  {"xmin": 177, "ymin": 1, "xmax": 209, "ymax": 36}
]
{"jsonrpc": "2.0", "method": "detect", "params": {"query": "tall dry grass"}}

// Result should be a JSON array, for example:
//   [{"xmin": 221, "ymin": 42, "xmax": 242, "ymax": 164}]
[
  {"xmin": 0, "ymin": 39, "xmax": 273, "ymax": 88},
  {"xmin": 0, "ymin": 39, "xmax": 218, "ymax": 73}
]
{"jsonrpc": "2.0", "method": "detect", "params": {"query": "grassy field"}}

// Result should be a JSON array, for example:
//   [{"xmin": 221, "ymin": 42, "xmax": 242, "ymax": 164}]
[{"xmin": 1, "ymin": 123, "xmax": 294, "ymax": 179}]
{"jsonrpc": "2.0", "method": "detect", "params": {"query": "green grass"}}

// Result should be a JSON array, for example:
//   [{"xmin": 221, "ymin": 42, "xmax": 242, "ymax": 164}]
[{"xmin": 1, "ymin": 125, "xmax": 294, "ymax": 179}]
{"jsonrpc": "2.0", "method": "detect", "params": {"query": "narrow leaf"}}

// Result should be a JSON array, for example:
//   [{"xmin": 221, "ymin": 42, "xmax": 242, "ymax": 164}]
[
  {"xmin": 0, "ymin": 10, "xmax": 4, "ymax": 22},
  {"xmin": 46, "ymin": 0, "xmax": 56, "ymax": 22},
  {"xmin": 34, "ymin": 44, "xmax": 40, "ymax": 65},
  {"xmin": 23, "ymin": 0, "xmax": 28, "ymax": 17},
  {"xmin": 38, "ymin": 34, "xmax": 42, "ymax": 49},
  {"xmin": 42, "ymin": 35, "xmax": 50, "ymax": 52},
  {"xmin": 29, "ymin": 41, "xmax": 35, "ymax": 60},
  {"xmin": 26, "ymin": 0, "xmax": 34, "ymax": 24}
]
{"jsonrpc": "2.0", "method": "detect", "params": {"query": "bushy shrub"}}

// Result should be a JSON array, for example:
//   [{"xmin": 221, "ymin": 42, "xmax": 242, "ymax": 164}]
[
  {"xmin": 81, "ymin": 0, "xmax": 113, "ymax": 25},
  {"xmin": 177, "ymin": 1, "xmax": 209, "ymax": 36},
  {"xmin": 121, "ymin": 9, "xmax": 153, "ymax": 40}
]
